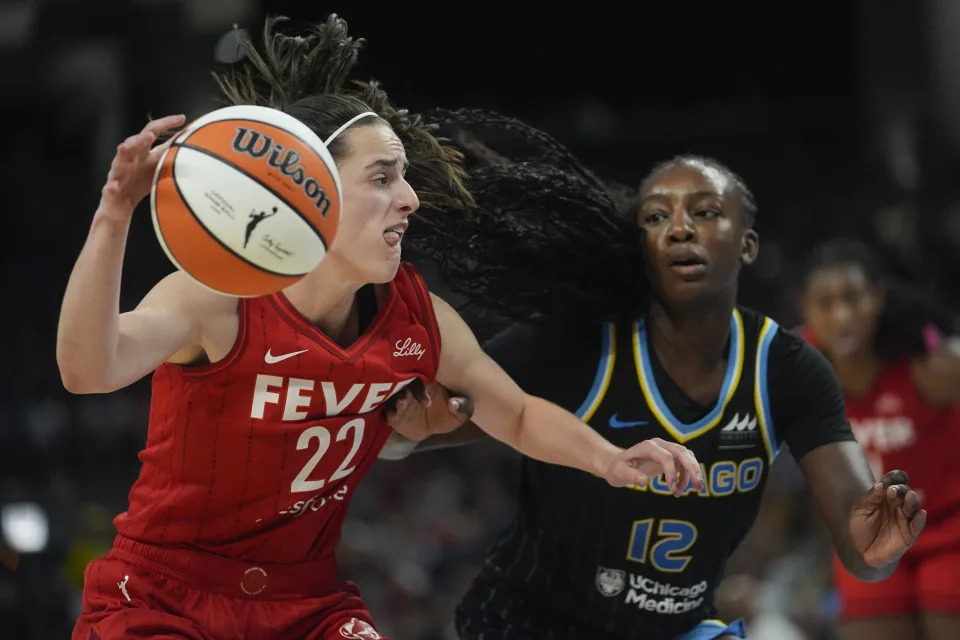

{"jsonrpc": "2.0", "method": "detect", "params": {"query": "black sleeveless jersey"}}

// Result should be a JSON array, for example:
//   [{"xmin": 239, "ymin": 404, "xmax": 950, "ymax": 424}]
[{"xmin": 464, "ymin": 307, "xmax": 854, "ymax": 639}]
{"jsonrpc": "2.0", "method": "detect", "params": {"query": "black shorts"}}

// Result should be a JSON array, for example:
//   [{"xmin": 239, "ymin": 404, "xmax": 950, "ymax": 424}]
[
  {"xmin": 455, "ymin": 570, "xmax": 610, "ymax": 640},
  {"xmin": 455, "ymin": 568, "xmax": 747, "ymax": 640}
]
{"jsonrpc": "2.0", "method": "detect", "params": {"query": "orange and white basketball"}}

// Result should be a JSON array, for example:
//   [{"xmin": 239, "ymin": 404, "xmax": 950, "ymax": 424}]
[{"xmin": 150, "ymin": 104, "xmax": 341, "ymax": 297}]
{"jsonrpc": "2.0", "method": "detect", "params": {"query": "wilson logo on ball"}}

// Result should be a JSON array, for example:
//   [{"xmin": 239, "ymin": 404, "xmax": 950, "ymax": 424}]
[
  {"xmin": 231, "ymin": 127, "xmax": 334, "ymax": 217},
  {"xmin": 150, "ymin": 104, "xmax": 341, "ymax": 297}
]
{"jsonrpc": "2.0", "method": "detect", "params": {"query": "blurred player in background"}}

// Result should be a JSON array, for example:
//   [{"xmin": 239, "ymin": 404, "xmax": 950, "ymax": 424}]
[{"xmin": 801, "ymin": 238, "xmax": 960, "ymax": 640}]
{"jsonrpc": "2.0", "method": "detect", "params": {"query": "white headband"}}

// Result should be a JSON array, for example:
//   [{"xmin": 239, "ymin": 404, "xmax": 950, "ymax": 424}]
[{"xmin": 324, "ymin": 111, "xmax": 378, "ymax": 146}]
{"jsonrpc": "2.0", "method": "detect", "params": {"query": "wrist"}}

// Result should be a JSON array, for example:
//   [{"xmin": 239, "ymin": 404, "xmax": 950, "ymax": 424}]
[
  {"xmin": 840, "ymin": 531, "xmax": 901, "ymax": 582},
  {"xmin": 590, "ymin": 439, "xmax": 622, "ymax": 478},
  {"xmin": 92, "ymin": 204, "xmax": 135, "ymax": 230}
]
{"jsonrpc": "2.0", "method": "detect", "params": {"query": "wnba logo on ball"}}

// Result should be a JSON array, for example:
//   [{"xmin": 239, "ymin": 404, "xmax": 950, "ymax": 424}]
[{"xmin": 232, "ymin": 127, "xmax": 333, "ymax": 217}]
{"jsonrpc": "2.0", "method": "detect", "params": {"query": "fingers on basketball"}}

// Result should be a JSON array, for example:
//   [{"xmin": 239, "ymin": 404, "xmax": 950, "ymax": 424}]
[
  {"xmin": 110, "ymin": 137, "xmax": 150, "ymax": 187},
  {"xmin": 106, "ymin": 117, "xmax": 184, "ymax": 200},
  {"xmin": 146, "ymin": 114, "xmax": 186, "ymax": 135},
  {"xmin": 148, "ymin": 134, "xmax": 179, "ymax": 164}
]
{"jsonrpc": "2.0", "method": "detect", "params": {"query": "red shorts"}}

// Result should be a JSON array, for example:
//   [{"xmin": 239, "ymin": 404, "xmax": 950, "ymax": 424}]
[
  {"xmin": 834, "ymin": 513, "xmax": 960, "ymax": 619},
  {"xmin": 73, "ymin": 535, "xmax": 388, "ymax": 640}
]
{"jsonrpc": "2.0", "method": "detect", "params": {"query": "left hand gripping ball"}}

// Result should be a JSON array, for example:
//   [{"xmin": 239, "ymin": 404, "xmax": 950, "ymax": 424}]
[{"xmin": 150, "ymin": 105, "xmax": 341, "ymax": 297}]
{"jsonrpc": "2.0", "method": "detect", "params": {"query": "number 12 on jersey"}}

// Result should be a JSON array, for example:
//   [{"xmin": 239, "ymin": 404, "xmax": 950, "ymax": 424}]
[{"xmin": 626, "ymin": 518, "xmax": 698, "ymax": 573}]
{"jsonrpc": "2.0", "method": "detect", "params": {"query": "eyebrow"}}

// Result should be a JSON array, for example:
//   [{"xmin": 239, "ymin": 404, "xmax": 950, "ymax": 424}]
[
  {"xmin": 364, "ymin": 157, "xmax": 410, "ymax": 172},
  {"xmin": 641, "ymin": 189, "xmax": 721, "ymax": 202}
]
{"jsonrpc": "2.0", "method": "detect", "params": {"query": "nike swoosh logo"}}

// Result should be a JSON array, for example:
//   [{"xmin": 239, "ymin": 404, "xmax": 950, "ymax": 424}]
[
  {"xmin": 264, "ymin": 349, "xmax": 309, "ymax": 364},
  {"xmin": 608, "ymin": 413, "xmax": 649, "ymax": 429}
]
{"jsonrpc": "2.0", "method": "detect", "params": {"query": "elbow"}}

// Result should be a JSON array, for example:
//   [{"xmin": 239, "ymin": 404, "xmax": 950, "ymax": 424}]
[
  {"xmin": 59, "ymin": 368, "xmax": 107, "ymax": 395},
  {"xmin": 57, "ymin": 351, "xmax": 110, "ymax": 395}
]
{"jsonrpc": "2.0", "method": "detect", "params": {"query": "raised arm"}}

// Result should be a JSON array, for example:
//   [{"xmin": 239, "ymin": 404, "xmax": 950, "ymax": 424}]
[
  {"xmin": 429, "ymin": 293, "xmax": 703, "ymax": 493},
  {"xmin": 56, "ymin": 115, "xmax": 233, "ymax": 394}
]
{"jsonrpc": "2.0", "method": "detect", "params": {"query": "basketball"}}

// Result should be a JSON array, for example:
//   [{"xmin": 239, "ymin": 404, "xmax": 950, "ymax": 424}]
[{"xmin": 150, "ymin": 104, "xmax": 341, "ymax": 297}]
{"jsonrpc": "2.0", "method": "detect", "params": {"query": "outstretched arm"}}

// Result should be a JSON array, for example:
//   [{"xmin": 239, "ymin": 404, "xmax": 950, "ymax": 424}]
[{"xmin": 429, "ymin": 293, "xmax": 703, "ymax": 493}]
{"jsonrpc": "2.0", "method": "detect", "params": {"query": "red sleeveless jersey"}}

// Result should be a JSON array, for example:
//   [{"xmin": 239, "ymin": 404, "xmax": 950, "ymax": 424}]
[
  {"xmin": 799, "ymin": 327, "xmax": 960, "ymax": 517},
  {"xmin": 841, "ymin": 357, "xmax": 960, "ymax": 517},
  {"xmin": 114, "ymin": 262, "xmax": 441, "ymax": 564}
]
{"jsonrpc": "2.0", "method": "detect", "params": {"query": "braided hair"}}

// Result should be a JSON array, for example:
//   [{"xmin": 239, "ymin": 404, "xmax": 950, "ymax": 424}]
[{"xmin": 410, "ymin": 107, "xmax": 648, "ymax": 322}]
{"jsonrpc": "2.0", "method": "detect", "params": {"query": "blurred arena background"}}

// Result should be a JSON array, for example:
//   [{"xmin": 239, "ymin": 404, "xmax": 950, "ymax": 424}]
[{"xmin": 2, "ymin": 1, "xmax": 959, "ymax": 638}]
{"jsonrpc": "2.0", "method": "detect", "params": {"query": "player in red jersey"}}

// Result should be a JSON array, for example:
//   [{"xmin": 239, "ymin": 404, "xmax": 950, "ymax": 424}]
[
  {"xmin": 801, "ymin": 238, "xmax": 960, "ymax": 640},
  {"xmin": 56, "ymin": 16, "xmax": 703, "ymax": 640}
]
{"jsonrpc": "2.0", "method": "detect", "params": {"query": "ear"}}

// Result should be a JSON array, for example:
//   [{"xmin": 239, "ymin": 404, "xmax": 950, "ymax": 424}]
[{"xmin": 741, "ymin": 229, "xmax": 759, "ymax": 266}]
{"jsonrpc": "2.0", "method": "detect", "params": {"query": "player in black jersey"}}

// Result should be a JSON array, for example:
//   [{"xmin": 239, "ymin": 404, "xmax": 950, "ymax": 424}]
[{"xmin": 385, "ymin": 110, "xmax": 929, "ymax": 640}]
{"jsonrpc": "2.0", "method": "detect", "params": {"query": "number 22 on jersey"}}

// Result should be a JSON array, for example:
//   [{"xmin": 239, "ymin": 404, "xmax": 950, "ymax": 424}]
[{"xmin": 291, "ymin": 418, "xmax": 366, "ymax": 493}]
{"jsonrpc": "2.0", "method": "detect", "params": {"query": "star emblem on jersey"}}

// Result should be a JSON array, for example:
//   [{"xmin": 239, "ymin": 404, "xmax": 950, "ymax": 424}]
[
  {"xmin": 608, "ymin": 413, "xmax": 648, "ymax": 429},
  {"xmin": 264, "ymin": 348, "xmax": 309, "ymax": 364},
  {"xmin": 339, "ymin": 618, "xmax": 382, "ymax": 639},
  {"xmin": 596, "ymin": 566, "xmax": 626, "ymax": 597}
]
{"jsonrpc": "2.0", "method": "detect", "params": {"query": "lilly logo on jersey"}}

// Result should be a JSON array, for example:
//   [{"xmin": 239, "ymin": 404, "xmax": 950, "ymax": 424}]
[
  {"xmin": 393, "ymin": 337, "xmax": 425, "ymax": 361},
  {"xmin": 232, "ymin": 127, "xmax": 333, "ymax": 216}
]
